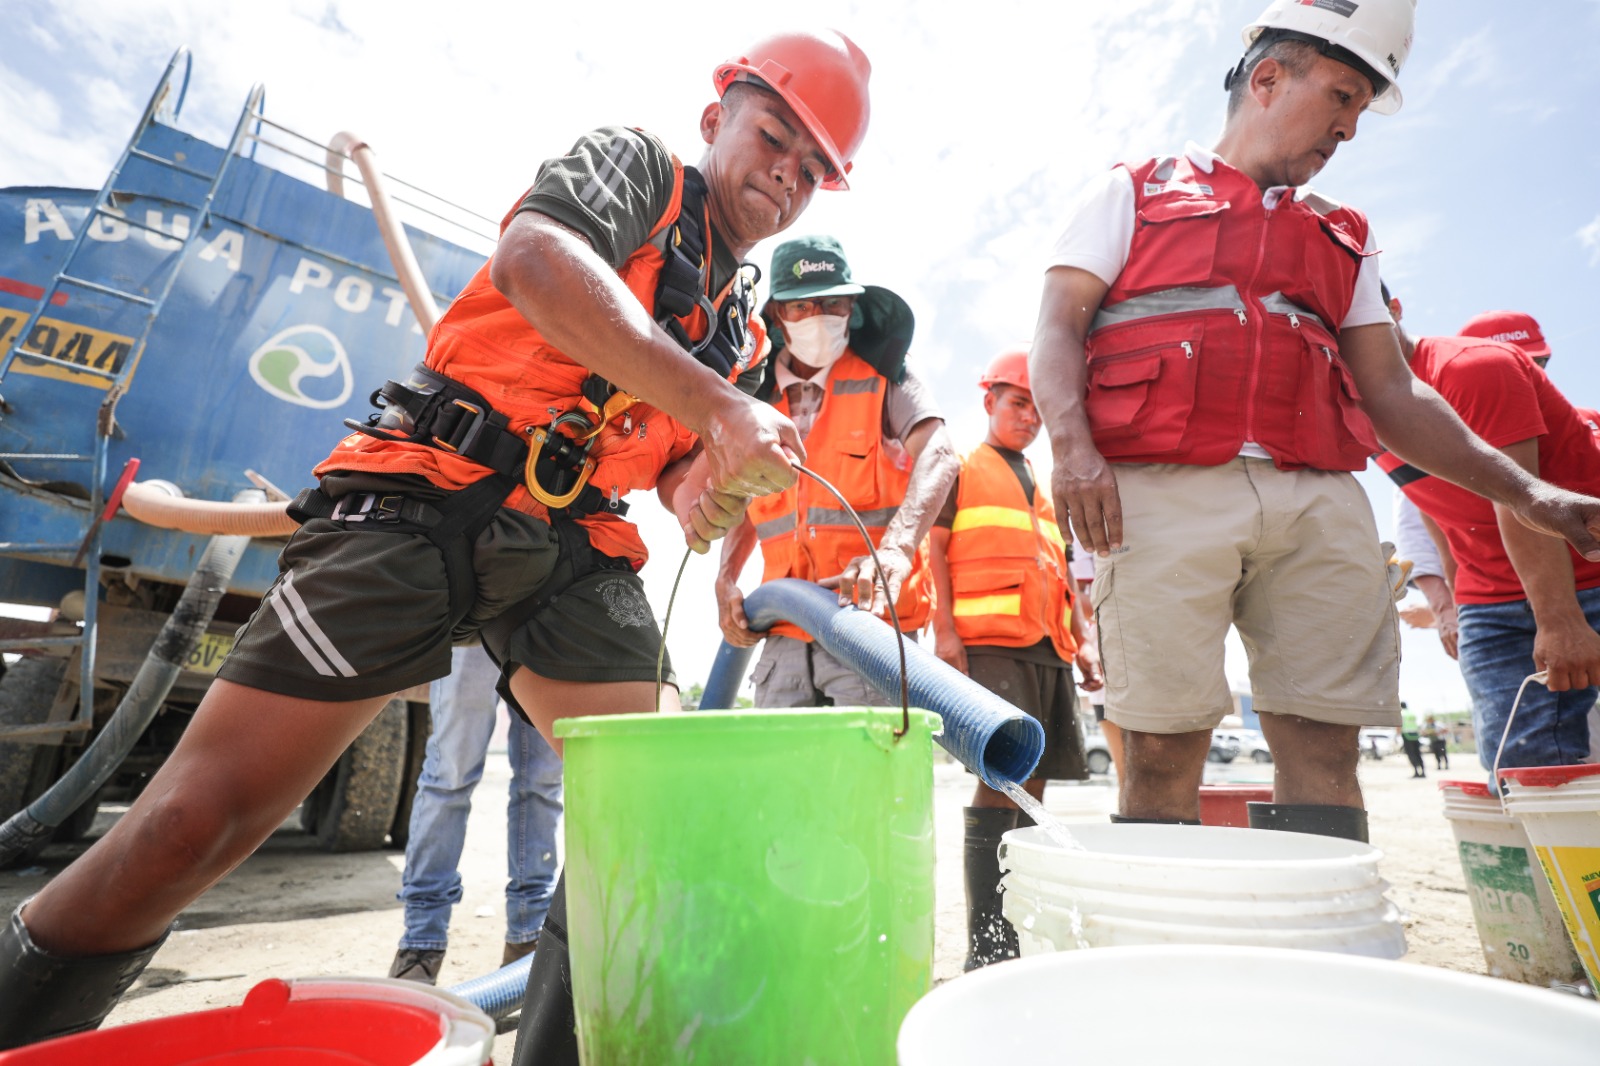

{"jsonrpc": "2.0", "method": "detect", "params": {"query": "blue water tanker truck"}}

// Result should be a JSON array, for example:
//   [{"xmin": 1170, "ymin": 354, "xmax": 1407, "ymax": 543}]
[{"xmin": 0, "ymin": 50, "xmax": 493, "ymax": 860}]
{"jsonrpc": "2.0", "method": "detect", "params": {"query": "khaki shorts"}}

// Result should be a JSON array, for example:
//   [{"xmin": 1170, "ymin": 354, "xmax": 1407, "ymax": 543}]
[
  {"xmin": 751, "ymin": 633, "xmax": 904, "ymax": 708},
  {"xmin": 220, "ymin": 478, "xmax": 673, "ymax": 714},
  {"xmin": 1091, "ymin": 459, "xmax": 1400, "ymax": 734}
]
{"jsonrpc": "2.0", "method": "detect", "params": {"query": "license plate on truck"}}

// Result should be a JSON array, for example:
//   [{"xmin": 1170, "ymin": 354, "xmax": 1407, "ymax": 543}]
[{"xmin": 183, "ymin": 631, "xmax": 236, "ymax": 674}]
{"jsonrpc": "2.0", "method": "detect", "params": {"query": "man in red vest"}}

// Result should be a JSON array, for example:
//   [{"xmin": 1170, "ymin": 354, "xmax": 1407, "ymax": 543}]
[
  {"xmin": 1377, "ymin": 303, "xmax": 1597, "ymax": 775},
  {"xmin": 716, "ymin": 235, "xmax": 957, "ymax": 705},
  {"xmin": 0, "ymin": 31, "xmax": 872, "ymax": 1061},
  {"xmin": 927, "ymin": 346, "xmax": 1102, "ymax": 968},
  {"xmin": 1031, "ymin": 0, "xmax": 1600, "ymax": 839}
]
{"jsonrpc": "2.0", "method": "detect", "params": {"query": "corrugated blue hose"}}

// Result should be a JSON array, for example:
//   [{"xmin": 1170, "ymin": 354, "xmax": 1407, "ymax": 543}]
[
  {"xmin": 448, "ymin": 952, "xmax": 534, "ymax": 1019},
  {"xmin": 699, "ymin": 578, "xmax": 1045, "ymax": 789}
]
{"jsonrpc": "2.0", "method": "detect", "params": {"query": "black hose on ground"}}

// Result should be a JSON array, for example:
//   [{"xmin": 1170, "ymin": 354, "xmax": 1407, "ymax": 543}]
[{"xmin": 0, "ymin": 491, "xmax": 259, "ymax": 865}]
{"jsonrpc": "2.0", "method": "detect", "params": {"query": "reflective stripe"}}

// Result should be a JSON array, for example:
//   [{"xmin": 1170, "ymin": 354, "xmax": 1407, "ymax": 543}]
[
  {"xmin": 1091, "ymin": 284, "xmax": 1246, "ymax": 334},
  {"xmin": 953, "ymin": 593, "xmax": 1022, "ymax": 618},
  {"xmin": 951, "ymin": 505, "xmax": 1033, "ymax": 535},
  {"xmin": 1039, "ymin": 518, "xmax": 1066, "ymax": 549},
  {"xmin": 832, "ymin": 377, "xmax": 880, "ymax": 396},
  {"xmin": 1260, "ymin": 292, "xmax": 1325, "ymax": 330},
  {"xmin": 753, "ymin": 513, "xmax": 797, "ymax": 539},
  {"xmin": 807, "ymin": 505, "xmax": 897, "ymax": 528}
]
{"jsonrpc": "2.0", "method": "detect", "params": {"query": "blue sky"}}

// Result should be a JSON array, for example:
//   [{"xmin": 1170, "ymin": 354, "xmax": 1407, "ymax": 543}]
[{"xmin": 3, "ymin": 0, "xmax": 1599, "ymax": 711}]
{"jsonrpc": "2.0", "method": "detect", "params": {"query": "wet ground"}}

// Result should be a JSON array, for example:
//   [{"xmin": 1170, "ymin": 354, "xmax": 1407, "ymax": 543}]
[{"xmin": 0, "ymin": 748, "xmax": 1485, "ymax": 1058}]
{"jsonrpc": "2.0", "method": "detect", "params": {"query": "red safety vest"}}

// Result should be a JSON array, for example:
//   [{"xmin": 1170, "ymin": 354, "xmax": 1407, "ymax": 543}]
[
  {"xmin": 316, "ymin": 139, "xmax": 763, "ymax": 566},
  {"xmin": 946, "ymin": 443, "xmax": 1076, "ymax": 659},
  {"xmin": 746, "ymin": 350, "xmax": 934, "ymax": 641},
  {"xmin": 1083, "ymin": 154, "xmax": 1379, "ymax": 471}
]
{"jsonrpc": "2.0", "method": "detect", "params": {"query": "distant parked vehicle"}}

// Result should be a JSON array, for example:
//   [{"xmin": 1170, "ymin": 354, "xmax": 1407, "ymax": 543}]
[
  {"xmin": 1215, "ymin": 728, "xmax": 1272, "ymax": 764},
  {"xmin": 1083, "ymin": 731, "xmax": 1114, "ymax": 776},
  {"xmin": 1360, "ymin": 727, "xmax": 1401, "ymax": 760}
]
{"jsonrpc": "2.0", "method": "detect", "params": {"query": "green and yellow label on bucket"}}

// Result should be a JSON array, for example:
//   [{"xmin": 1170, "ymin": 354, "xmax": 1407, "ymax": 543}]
[
  {"xmin": 1458, "ymin": 842, "xmax": 1554, "ymax": 967},
  {"xmin": 1532, "ymin": 845, "xmax": 1600, "ymax": 981}
]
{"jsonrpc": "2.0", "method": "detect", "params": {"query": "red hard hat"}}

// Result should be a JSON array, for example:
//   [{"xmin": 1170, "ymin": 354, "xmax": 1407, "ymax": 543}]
[
  {"xmin": 979, "ymin": 347, "xmax": 1031, "ymax": 391},
  {"xmin": 714, "ymin": 29, "xmax": 871, "ymax": 191}
]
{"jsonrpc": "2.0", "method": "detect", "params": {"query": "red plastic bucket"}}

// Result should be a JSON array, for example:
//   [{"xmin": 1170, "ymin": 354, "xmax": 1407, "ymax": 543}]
[
  {"xmin": 0, "ymin": 977, "xmax": 495, "ymax": 1065},
  {"xmin": 1198, "ymin": 785, "xmax": 1275, "ymax": 828}
]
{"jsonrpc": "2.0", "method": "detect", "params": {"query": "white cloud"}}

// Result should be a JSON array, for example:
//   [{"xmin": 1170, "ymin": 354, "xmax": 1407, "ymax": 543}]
[{"xmin": 1581, "ymin": 215, "xmax": 1600, "ymax": 267}]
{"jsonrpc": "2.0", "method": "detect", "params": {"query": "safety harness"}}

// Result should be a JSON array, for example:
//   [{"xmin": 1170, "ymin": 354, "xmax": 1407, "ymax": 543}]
[
  {"xmin": 340, "ymin": 165, "xmax": 759, "ymax": 521},
  {"xmin": 288, "ymin": 167, "xmax": 756, "ymax": 621}
]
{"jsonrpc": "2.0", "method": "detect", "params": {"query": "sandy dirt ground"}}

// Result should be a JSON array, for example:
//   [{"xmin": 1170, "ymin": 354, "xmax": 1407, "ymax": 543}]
[{"xmin": 0, "ymin": 747, "xmax": 1488, "ymax": 1059}]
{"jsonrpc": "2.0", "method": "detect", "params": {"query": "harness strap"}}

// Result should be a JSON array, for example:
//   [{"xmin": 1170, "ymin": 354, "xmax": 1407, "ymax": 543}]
[{"xmin": 288, "ymin": 472, "xmax": 515, "ymax": 628}]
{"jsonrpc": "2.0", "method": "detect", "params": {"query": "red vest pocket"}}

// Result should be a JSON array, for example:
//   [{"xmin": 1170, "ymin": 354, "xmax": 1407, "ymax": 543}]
[
  {"xmin": 1128, "ymin": 198, "xmax": 1229, "ymax": 290},
  {"xmin": 1086, "ymin": 337, "xmax": 1198, "ymax": 455},
  {"xmin": 1290, "ymin": 337, "xmax": 1380, "ymax": 471}
]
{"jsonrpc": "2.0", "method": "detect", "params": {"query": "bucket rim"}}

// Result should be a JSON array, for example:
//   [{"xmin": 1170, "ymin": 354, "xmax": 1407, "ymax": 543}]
[
  {"xmin": 1499, "ymin": 763, "xmax": 1600, "ymax": 789},
  {"xmin": 1002, "ymin": 823, "xmax": 1384, "ymax": 872},
  {"xmin": 1438, "ymin": 778, "xmax": 1494, "ymax": 798},
  {"xmin": 554, "ymin": 706, "xmax": 940, "ymax": 739}
]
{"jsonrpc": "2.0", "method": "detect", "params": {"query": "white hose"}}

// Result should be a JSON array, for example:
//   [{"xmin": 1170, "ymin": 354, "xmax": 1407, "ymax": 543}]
[{"xmin": 120, "ymin": 480, "xmax": 299, "ymax": 537}]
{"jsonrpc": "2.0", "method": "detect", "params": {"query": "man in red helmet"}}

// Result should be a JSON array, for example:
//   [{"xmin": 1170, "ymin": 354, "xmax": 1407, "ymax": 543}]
[
  {"xmin": 1377, "ymin": 304, "xmax": 1597, "ymax": 776},
  {"xmin": 926, "ymin": 346, "xmax": 1101, "ymax": 969},
  {"xmin": 0, "ymin": 30, "xmax": 873, "ymax": 1060},
  {"xmin": 1031, "ymin": 0, "xmax": 1600, "ymax": 840}
]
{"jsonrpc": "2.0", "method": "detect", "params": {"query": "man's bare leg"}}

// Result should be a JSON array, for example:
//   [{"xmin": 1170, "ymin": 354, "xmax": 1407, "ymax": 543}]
[
  {"xmin": 22, "ymin": 680, "xmax": 392, "ymax": 955},
  {"xmin": 1118, "ymin": 728, "xmax": 1212, "ymax": 821},
  {"xmin": 507, "ymin": 669, "xmax": 678, "ymax": 758},
  {"xmin": 1257, "ymin": 714, "xmax": 1363, "ymax": 807}
]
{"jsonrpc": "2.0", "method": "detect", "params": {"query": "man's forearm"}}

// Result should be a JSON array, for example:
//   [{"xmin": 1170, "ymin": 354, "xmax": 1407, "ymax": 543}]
[
  {"xmin": 881, "ymin": 424, "xmax": 958, "ymax": 557},
  {"xmin": 1496, "ymin": 504, "xmax": 1586, "ymax": 625},
  {"xmin": 716, "ymin": 517, "xmax": 758, "ymax": 588},
  {"xmin": 492, "ymin": 213, "xmax": 740, "ymax": 436}
]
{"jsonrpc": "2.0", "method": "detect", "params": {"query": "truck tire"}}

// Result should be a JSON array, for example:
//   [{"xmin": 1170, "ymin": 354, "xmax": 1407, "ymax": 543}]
[
  {"xmin": 302, "ymin": 697, "xmax": 408, "ymax": 853},
  {"xmin": 1085, "ymin": 749, "xmax": 1112, "ymax": 776},
  {"xmin": 387, "ymin": 701, "xmax": 431, "ymax": 850},
  {"xmin": 0, "ymin": 658, "xmax": 70, "ymax": 865}
]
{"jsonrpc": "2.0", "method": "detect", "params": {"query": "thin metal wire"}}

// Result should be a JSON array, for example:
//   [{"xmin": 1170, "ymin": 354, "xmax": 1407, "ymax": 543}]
[{"xmin": 653, "ymin": 462, "xmax": 913, "ymax": 738}]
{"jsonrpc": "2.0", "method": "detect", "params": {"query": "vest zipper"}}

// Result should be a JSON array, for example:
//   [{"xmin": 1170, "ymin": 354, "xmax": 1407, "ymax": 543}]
[
  {"xmin": 1181, "ymin": 341, "xmax": 1194, "ymax": 359},
  {"xmin": 1241, "ymin": 205, "xmax": 1273, "ymax": 445}
]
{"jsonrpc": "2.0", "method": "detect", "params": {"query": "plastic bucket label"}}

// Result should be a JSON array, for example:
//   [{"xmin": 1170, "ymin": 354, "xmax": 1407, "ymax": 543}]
[
  {"xmin": 1458, "ymin": 841, "xmax": 1562, "ymax": 975},
  {"xmin": 1530, "ymin": 845, "xmax": 1600, "ymax": 984}
]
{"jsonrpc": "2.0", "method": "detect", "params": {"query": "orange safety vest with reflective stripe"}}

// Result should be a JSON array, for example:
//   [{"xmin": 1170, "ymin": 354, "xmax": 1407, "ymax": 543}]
[
  {"xmin": 946, "ymin": 443, "xmax": 1076, "ymax": 660},
  {"xmin": 315, "ymin": 140, "xmax": 763, "ymax": 568},
  {"xmin": 746, "ymin": 350, "xmax": 934, "ymax": 641}
]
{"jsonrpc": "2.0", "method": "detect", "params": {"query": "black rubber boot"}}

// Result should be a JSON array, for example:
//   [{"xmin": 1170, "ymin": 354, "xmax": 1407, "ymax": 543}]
[
  {"xmin": 963, "ymin": 806, "xmax": 1020, "ymax": 971},
  {"xmin": 511, "ymin": 873, "xmax": 580, "ymax": 1066},
  {"xmin": 1109, "ymin": 814, "xmax": 1202, "ymax": 824},
  {"xmin": 0, "ymin": 902, "xmax": 169, "ymax": 1050},
  {"xmin": 1247, "ymin": 802, "xmax": 1369, "ymax": 842}
]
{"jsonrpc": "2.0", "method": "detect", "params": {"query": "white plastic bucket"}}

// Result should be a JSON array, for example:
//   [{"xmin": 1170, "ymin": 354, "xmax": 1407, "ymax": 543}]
[
  {"xmin": 1438, "ymin": 778, "xmax": 1584, "ymax": 985},
  {"xmin": 998, "ymin": 823, "xmax": 1405, "ymax": 959},
  {"xmin": 1500, "ymin": 763, "xmax": 1600, "ymax": 988},
  {"xmin": 897, "ymin": 945, "xmax": 1600, "ymax": 1065}
]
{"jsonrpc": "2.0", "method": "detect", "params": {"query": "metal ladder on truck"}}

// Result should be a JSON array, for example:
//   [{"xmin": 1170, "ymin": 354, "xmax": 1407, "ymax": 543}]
[{"xmin": 0, "ymin": 48, "xmax": 265, "ymax": 739}]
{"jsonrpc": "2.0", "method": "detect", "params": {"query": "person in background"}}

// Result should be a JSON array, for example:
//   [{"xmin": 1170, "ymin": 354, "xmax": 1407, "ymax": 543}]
[
  {"xmin": 716, "ymin": 236, "xmax": 958, "ymax": 704},
  {"xmin": 1377, "ymin": 300, "xmax": 1597, "ymax": 776},
  {"xmin": 926, "ymin": 346, "xmax": 1102, "ymax": 969},
  {"xmin": 389, "ymin": 645, "xmax": 562, "ymax": 984},
  {"xmin": 1425, "ymin": 714, "xmax": 1450, "ymax": 770}
]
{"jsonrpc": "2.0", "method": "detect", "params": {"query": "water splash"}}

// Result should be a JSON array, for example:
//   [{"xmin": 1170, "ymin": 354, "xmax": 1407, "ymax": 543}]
[{"xmin": 997, "ymin": 779, "xmax": 1084, "ymax": 852}]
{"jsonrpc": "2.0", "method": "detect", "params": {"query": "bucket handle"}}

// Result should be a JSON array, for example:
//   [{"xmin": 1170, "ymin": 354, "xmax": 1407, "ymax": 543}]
[{"xmin": 1491, "ymin": 670, "xmax": 1547, "ymax": 807}]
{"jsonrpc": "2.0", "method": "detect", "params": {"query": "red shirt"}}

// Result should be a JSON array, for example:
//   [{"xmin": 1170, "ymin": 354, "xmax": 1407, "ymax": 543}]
[{"xmin": 1376, "ymin": 336, "xmax": 1600, "ymax": 604}]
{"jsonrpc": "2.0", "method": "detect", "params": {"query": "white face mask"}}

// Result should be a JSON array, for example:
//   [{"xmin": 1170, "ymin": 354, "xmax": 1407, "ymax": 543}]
[{"xmin": 783, "ymin": 314, "xmax": 850, "ymax": 371}]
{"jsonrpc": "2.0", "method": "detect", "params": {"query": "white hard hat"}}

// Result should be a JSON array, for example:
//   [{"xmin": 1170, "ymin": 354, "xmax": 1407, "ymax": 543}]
[{"xmin": 1238, "ymin": 0, "xmax": 1416, "ymax": 115}]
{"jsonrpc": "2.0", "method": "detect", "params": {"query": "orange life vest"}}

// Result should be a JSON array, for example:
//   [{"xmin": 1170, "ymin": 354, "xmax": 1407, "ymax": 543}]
[
  {"xmin": 946, "ymin": 443, "xmax": 1076, "ymax": 659},
  {"xmin": 1083, "ymin": 153, "xmax": 1379, "ymax": 472},
  {"xmin": 314, "ymin": 144, "xmax": 764, "ymax": 567},
  {"xmin": 746, "ymin": 350, "xmax": 934, "ymax": 641}
]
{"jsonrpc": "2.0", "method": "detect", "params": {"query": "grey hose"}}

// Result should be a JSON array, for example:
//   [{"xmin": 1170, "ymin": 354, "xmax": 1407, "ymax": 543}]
[{"xmin": 0, "ymin": 491, "xmax": 260, "ymax": 865}]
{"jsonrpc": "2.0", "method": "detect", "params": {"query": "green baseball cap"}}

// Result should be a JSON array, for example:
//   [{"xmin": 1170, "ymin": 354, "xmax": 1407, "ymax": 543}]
[
  {"xmin": 763, "ymin": 234, "xmax": 915, "ymax": 382},
  {"xmin": 769, "ymin": 235, "xmax": 866, "ymax": 300}
]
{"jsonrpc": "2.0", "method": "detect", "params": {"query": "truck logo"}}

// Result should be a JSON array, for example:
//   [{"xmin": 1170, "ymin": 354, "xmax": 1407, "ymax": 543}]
[{"xmin": 247, "ymin": 324, "xmax": 354, "ymax": 409}]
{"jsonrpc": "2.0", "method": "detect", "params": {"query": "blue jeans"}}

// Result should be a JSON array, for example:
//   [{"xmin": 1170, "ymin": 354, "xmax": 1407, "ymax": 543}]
[
  {"xmin": 398, "ymin": 645, "xmax": 564, "ymax": 950},
  {"xmin": 1456, "ymin": 588, "xmax": 1599, "ymax": 775}
]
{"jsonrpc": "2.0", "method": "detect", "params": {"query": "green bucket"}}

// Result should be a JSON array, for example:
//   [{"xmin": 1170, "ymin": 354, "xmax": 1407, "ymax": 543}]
[{"xmin": 555, "ymin": 706, "xmax": 939, "ymax": 1065}]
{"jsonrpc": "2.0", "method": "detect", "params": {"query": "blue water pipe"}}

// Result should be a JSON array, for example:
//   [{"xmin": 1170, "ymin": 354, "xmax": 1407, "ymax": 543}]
[
  {"xmin": 699, "ymin": 578, "xmax": 1045, "ymax": 789},
  {"xmin": 449, "ymin": 953, "xmax": 534, "ymax": 1019}
]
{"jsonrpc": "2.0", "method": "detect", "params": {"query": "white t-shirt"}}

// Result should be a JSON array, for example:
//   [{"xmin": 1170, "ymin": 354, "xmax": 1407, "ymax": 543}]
[
  {"xmin": 1392, "ymin": 492, "xmax": 1446, "ymax": 582},
  {"xmin": 1047, "ymin": 141, "xmax": 1389, "ymax": 330}
]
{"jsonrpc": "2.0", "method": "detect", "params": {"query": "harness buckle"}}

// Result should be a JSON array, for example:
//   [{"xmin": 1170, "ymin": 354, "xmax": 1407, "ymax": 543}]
[
  {"xmin": 525, "ymin": 420, "xmax": 599, "ymax": 510},
  {"xmin": 330, "ymin": 493, "xmax": 404, "ymax": 523},
  {"xmin": 430, "ymin": 399, "xmax": 488, "ymax": 456}
]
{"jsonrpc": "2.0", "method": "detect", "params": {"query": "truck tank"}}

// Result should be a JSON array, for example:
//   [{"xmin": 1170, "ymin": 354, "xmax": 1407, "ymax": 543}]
[{"xmin": 0, "ymin": 49, "xmax": 495, "ymax": 858}]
